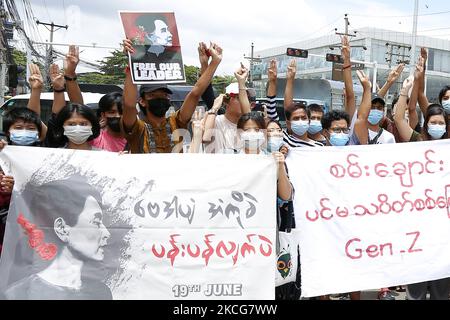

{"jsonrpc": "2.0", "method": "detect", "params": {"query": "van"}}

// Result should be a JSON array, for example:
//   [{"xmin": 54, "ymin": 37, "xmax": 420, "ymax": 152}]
[{"xmin": 0, "ymin": 92, "xmax": 105, "ymax": 137}]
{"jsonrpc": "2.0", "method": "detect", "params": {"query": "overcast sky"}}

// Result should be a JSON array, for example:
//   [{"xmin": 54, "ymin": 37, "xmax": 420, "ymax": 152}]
[{"xmin": 16, "ymin": 0, "xmax": 450, "ymax": 75}]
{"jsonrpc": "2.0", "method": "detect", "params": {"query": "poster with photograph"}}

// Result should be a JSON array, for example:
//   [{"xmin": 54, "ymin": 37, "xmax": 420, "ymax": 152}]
[
  {"xmin": 0, "ymin": 147, "xmax": 276, "ymax": 300},
  {"xmin": 119, "ymin": 11, "xmax": 186, "ymax": 84}
]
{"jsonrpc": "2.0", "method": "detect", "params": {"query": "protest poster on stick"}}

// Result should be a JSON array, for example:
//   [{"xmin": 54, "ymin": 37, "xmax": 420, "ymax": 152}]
[
  {"xmin": 286, "ymin": 140, "xmax": 450, "ymax": 297},
  {"xmin": 0, "ymin": 147, "xmax": 276, "ymax": 300},
  {"xmin": 119, "ymin": 11, "xmax": 186, "ymax": 84}
]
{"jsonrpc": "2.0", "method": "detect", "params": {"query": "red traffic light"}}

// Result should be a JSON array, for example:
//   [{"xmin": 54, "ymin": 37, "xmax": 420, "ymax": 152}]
[
  {"xmin": 326, "ymin": 53, "xmax": 344, "ymax": 63},
  {"xmin": 286, "ymin": 47, "xmax": 308, "ymax": 58}
]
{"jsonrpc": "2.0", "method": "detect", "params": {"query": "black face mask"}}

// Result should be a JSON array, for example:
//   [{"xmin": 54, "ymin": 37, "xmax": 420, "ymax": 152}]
[
  {"xmin": 106, "ymin": 117, "xmax": 121, "ymax": 133},
  {"xmin": 147, "ymin": 98, "xmax": 171, "ymax": 118}
]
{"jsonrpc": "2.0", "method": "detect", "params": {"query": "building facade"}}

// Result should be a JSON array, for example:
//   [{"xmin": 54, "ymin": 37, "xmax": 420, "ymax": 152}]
[{"xmin": 252, "ymin": 27, "xmax": 450, "ymax": 106}]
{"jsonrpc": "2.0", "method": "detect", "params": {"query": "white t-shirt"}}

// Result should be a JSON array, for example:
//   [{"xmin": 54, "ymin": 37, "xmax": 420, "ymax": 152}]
[
  {"xmin": 205, "ymin": 114, "xmax": 240, "ymax": 153},
  {"xmin": 349, "ymin": 109, "xmax": 396, "ymax": 144},
  {"xmin": 368, "ymin": 128, "xmax": 396, "ymax": 144}
]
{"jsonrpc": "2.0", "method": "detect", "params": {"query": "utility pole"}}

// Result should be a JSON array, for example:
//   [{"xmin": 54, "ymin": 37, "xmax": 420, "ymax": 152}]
[
  {"xmin": 36, "ymin": 20, "xmax": 68, "ymax": 88},
  {"xmin": 332, "ymin": 14, "xmax": 371, "ymax": 85},
  {"xmin": 410, "ymin": 0, "xmax": 419, "ymax": 75},
  {"xmin": 385, "ymin": 42, "xmax": 411, "ymax": 93},
  {"xmin": 244, "ymin": 42, "xmax": 261, "ymax": 88}
]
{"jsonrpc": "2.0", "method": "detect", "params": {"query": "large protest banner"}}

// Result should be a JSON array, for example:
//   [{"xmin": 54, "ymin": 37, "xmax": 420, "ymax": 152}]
[
  {"xmin": 119, "ymin": 11, "xmax": 186, "ymax": 84},
  {"xmin": 0, "ymin": 147, "xmax": 276, "ymax": 300},
  {"xmin": 286, "ymin": 139, "xmax": 450, "ymax": 297}
]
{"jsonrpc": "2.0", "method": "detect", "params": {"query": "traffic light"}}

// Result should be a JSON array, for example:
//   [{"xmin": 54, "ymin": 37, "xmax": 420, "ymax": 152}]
[
  {"xmin": 286, "ymin": 47, "xmax": 308, "ymax": 58},
  {"xmin": 8, "ymin": 65, "xmax": 18, "ymax": 88},
  {"xmin": 326, "ymin": 53, "xmax": 344, "ymax": 63}
]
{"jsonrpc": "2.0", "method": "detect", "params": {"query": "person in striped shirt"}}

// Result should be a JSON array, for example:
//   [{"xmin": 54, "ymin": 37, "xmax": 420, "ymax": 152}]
[{"xmin": 263, "ymin": 60, "xmax": 323, "ymax": 148}]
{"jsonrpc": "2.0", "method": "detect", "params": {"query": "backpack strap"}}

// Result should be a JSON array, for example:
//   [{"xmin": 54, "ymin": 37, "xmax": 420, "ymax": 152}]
[{"xmin": 368, "ymin": 128, "xmax": 384, "ymax": 145}]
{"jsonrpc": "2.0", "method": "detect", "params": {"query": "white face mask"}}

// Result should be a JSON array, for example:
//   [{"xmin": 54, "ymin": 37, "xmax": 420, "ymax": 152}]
[
  {"xmin": 64, "ymin": 125, "xmax": 93, "ymax": 145},
  {"xmin": 241, "ymin": 131, "xmax": 265, "ymax": 151}
]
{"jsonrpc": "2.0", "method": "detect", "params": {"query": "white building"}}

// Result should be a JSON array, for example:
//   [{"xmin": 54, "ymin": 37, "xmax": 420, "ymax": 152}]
[{"xmin": 252, "ymin": 27, "xmax": 450, "ymax": 105}]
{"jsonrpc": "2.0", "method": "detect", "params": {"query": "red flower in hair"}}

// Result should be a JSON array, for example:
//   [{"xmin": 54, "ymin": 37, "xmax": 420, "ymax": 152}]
[
  {"xmin": 28, "ymin": 229, "xmax": 44, "ymax": 248},
  {"xmin": 17, "ymin": 213, "xmax": 26, "ymax": 226},
  {"xmin": 36, "ymin": 243, "xmax": 57, "ymax": 261}
]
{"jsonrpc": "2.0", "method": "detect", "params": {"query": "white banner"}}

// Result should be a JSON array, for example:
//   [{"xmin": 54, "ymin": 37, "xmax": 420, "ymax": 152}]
[
  {"xmin": 0, "ymin": 147, "xmax": 276, "ymax": 300},
  {"xmin": 286, "ymin": 140, "xmax": 450, "ymax": 297}
]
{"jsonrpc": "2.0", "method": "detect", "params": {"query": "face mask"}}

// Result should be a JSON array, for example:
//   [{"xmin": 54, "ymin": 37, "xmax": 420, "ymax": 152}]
[
  {"xmin": 64, "ymin": 125, "xmax": 93, "ymax": 145},
  {"xmin": 106, "ymin": 117, "xmax": 121, "ymax": 133},
  {"xmin": 307, "ymin": 120, "xmax": 322, "ymax": 135},
  {"xmin": 147, "ymin": 98, "xmax": 171, "ymax": 118},
  {"xmin": 241, "ymin": 131, "xmax": 265, "ymax": 150},
  {"xmin": 9, "ymin": 129, "xmax": 39, "ymax": 146},
  {"xmin": 329, "ymin": 132, "xmax": 349, "ymax": 146},
  {"xmin": 368, "ymin": 109, "xmax": 384, "ymax": 125},
  {"xmin": 427, "ymin": 124, "xmax": 446, "ymax": 140},
  {"xmin": 442, "ymin": 100, "xmax": 450, "ymax": 114},
  {"xmin": 267, "ymin": 136, "xmax": 284, "ymax": 152},
  {"xmin": 290, "ymin": 120, "xmax": 309, "ymax": 136}
]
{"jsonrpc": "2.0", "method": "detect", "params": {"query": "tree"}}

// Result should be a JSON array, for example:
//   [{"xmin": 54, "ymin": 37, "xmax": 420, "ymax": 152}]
[
  {"xmin": 97, "ymin": 49, "xmax": 128, "ymax": 80},
  {"xmin": 184, "ymin": 65, "xmax": 200, "ymax": 85},
  {"xmin": 12, "ymin": 49, "xmax": 27, "ymax": 67}
]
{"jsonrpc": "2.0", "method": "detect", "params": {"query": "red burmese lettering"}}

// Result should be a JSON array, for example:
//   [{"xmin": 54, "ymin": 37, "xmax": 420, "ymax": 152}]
[
  {"xmin": 424, "ymin": 150, "xmax": 438, "ymax": 174},
  {"xmin": 319, "ymin": 198, "xmax": 333, "ymax": 220},
  {"xmin": 330, "ymin": 164, "xmax": 346, "ymax": 178},
  {"xmin": 374, "ymin": 163, "xmax": 389, "ymax": 177},
  {"xmin": 346, "ymin": 154, "xmax": 362, "ymax": 178}
]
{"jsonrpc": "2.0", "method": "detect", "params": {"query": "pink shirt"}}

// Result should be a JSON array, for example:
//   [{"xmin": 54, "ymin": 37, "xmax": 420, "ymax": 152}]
[{"xmin": 89, "ymin": 130, "xmax": 127, "ymax": 152}]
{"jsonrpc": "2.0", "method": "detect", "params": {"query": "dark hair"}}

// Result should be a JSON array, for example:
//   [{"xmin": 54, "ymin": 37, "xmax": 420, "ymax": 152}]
[
  {"xmin": 23, "ymin": 175, "xmax": 103, "ymax": 246},
  {"xmin": 284, "ymin": 103, "xmax": 309, "ymax": 121},
  {"xmin": 266, "ymin": 119, "xmax": 282, "ymax": 130},
  {"xmin": 307, "ymin": 103, "xmax": 324, "ymax": 114},
  {"xmin": 438, "ymin": 86, "xmax": 450, "ymax": 105},
  {"xmin": 2, "ymin": 107, "xmax": 43, "ymax": 143},
  {"xmin": 135, "ymin": 14, "xmax": 167, "ymax": 36},
  {"xmin": 423, "ymin": 103, "xmax": 448, "ymax": 140},
  {"xmin": 237, "ymin": 112, "xmax": 266, "ymax": 130},
  {"xmin": 52, "ymin": 103, "xmax": 100, "ymax": 145},
  {"xmin": 321, "ymin": 110, "xmax": 350, "ymax": 130},
  {"xmin": 97, "ymin": 92, "xmax": 123, "ymax": 117}
]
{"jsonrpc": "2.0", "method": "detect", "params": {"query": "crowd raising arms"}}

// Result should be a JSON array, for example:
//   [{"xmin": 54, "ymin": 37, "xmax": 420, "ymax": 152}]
[{"xmin": 1, "ymin": 27, "xmax": 450, "ymax": 302}]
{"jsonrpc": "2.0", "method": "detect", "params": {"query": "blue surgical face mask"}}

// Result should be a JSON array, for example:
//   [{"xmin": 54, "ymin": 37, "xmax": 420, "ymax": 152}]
[
  {"xmin": 368, "ymin": 109, "xmax": 384, "ymax": 125},
  {"xmin": 307, "ymin": 120, "xmax": 322, "ymax": 135},
  {"xmin": 329, "ymin": 132, "xmax": 349, "ymax": 146},
  {"xmin": 267, "ymin": 136, "xmax": 284, "ymax": 152},
  {"xmin": 290, "ymin": 120, "xmax": 309, "ymax": 136},
  {"xmin": 427, "ymin": 124, "xmax": 446, "ymax": 140},
  {"xmin": 9, "ymin": 129, "xmax": 39, "ymax": 146},
  {"xmin": 441, "ymin": 100, "xmax": 450, "ymax": 114}
]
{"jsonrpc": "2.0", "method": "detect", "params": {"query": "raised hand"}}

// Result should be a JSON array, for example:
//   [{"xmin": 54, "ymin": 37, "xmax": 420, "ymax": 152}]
[
  {"xmin": 414, "ymin": 56, "xmax": 424, "ymax": 80},
  {"xmin": 28, "ymin": 63, "xmax": 43, "ymax": 90},
  {"xmin": 387, "ymin": 63, "xmax": 405, "ymax": 84},
  {"xmin": 420, "ymin": 47, "xmax": 428, "ymax": 62},
  {"xmin": 49, "ymin": 63, "xmax": 65, "ymax": 90},
  {"xmin": 286, "ymin": 59, "xmax": 297, "ymax": 80},
  {"xmin": 64, "ymin": 45, "xmax": 80, "ymax": 77},
  {"xmin": 356, "ymin": 70, "xmax": 371, "ymax": 89},
  {"xmin": 208, "ymin": 42, "xmax": 223, "ymax": 64},
  {"xmin": 341, "ymin": 36, "xmax": 351, "ymax": 62},
  {"xmin": 211, "ymin": 94, "xmax": 225, "ymax": 113},
  {"xmin": 234, "ymin": 62, "xmax": 249, "ymax": 85},
  {"xmin": 268, "ymin": 59, "xmax": 277, "ymax": 82},
  {"xmin": 191, "ymin": 108, "xmax": 205, "ymax": 138},
  {"xmin": 198, "ymin": 42, "xmax": 209, "ymax": 68},
  {"xmin": 0, "ymin": 174, "xmax": 14, "ymax": 194},
  {"xmin": 122, "ymin": 38, "xmax": 135, "ymax": 55},
  {"xmin": 402, "ymin": 74, "xmax": 414, "ymax": 91}
]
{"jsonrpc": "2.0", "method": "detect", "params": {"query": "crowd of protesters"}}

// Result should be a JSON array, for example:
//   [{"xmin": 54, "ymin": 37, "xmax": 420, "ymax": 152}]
[{"xmin": 0, "ymin": 34, "xmax": 449, "ymax": 300}]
